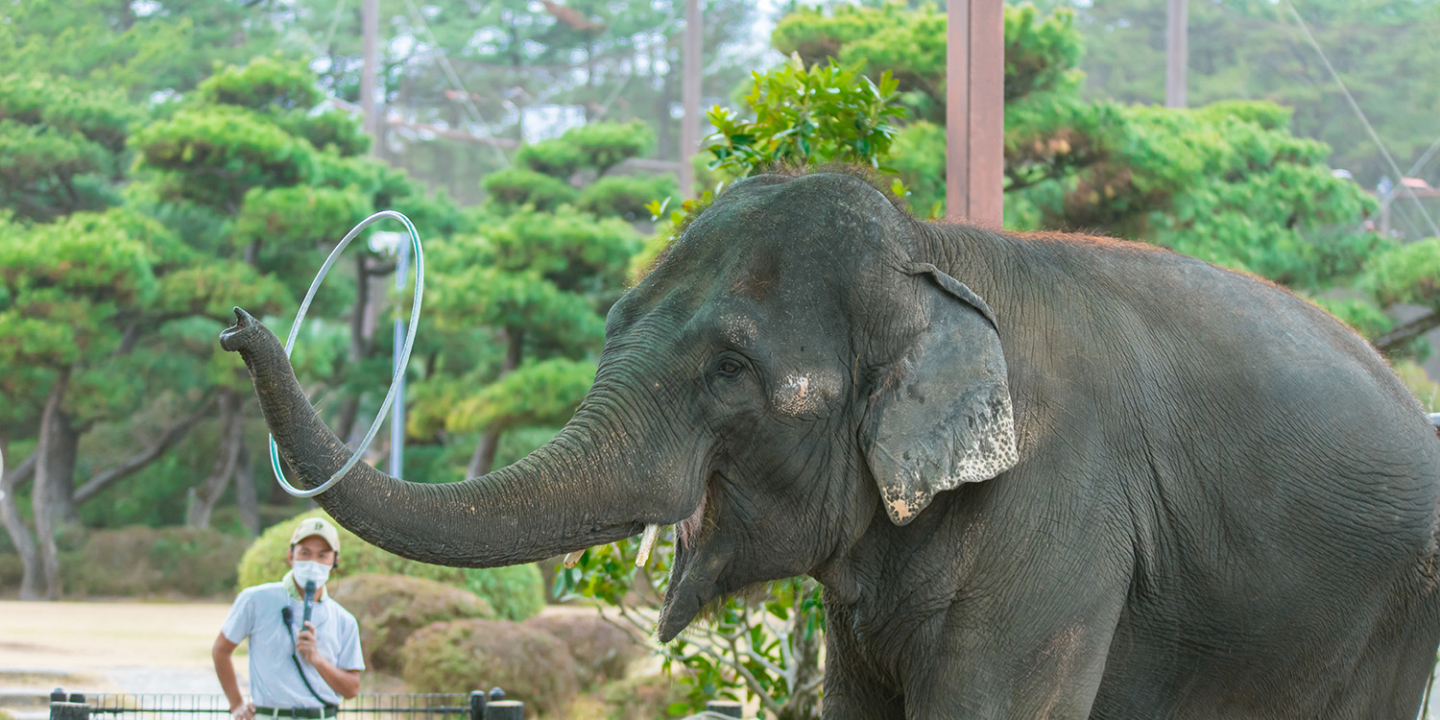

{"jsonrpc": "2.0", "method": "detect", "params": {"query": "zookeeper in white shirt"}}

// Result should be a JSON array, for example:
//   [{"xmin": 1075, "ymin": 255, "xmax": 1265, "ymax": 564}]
[{"xmin": 213, "ymin": 517, "xmax": 364, "ymax": 719}]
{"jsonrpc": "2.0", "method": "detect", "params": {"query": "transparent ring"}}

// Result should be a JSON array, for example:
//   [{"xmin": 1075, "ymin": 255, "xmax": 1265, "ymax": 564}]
[{"xmin": 268, "ymin": 210, "xmax": 424, "ymax": 498}]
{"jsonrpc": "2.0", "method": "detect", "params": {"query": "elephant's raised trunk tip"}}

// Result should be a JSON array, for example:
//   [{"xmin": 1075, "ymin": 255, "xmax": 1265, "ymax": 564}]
[{"xmin": 219, "ymin": 306, "xmax": 260, "ymax": 353}]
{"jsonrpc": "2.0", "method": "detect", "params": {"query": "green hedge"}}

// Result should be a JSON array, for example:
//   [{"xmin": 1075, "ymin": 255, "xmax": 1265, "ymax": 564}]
[
  {"xmin": 575, "ymin": 175, "xmax": 677, "ymax": 220},
  {"xmin": 64, "ymin": 526, "xmax": 248, "ymax": 598},
  {"xmin": 482, "ymin": 167, "xmax": 577, "ymax": 211},
  {"xmin": 401, "ymin": 618, "xmax": 578, "ymax": 716},
  {"xmin": 236, "ymin": 508, "xmax": 545, "ymax": 621}
]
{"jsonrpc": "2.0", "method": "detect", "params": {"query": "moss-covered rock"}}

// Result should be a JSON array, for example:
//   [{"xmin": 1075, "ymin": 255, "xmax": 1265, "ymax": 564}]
[
  {"xmin": 63, "ymin": 525, "xmax": 247, "ymax": 598},
  {"xmin": 600, "ymin": 674, "xmax": 691, "ymax": 720},
  {"xmin": 401, "ymin": 618, "xmax": 577, "ymax": 716},
  {"xmin": 236, "ymin": 509, "xmax": 545, "ymax": 620},
  {"xmin": 523, "ymin": 612, "xmax": 643, "ymax": 688},
  {"xmin": 327, "ymin": 573, "xmax": 495, "ymax": 673}
]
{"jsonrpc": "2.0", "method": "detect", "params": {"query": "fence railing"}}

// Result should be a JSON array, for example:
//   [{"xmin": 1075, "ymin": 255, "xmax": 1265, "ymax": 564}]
[
  {"xmin": 46, "ymin": 691, "xmax": 522, "ymax": 720},
  {"xmin": 44, "ymin": 690, "xmax": 746, "ymax": 720}
]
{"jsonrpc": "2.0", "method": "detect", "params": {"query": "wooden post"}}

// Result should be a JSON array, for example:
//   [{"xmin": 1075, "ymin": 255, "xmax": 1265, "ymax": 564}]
[
  {"xmin": 704, "ymin": 700, "xmax": 743, "ymax": 717},
  {"xmin": 49, "ymin": 699, "xmax": 88, "ymax": 720},
  {"xmin": 483, "ymin": 701, "xmax": 523, "ymax": 720},
  {"xmin": 679, "ymin": 0, "xmax": 702, "ymax": 197},
  {"xmin": 468, "ymin": 691, "xmax": 487, "ymax": 720},
  {"xmin": 945, "ymin": 0, "xmax": 1004, "ymax": 226},
  {"xmin": 1165, "ymin": 0, "xmax": 1188, "ymax": 108}
]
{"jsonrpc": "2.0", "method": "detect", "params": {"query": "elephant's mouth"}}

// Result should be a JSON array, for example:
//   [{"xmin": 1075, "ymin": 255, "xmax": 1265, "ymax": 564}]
[{"xmin": 657, "ymin": 478, "xmax": 722, "ymax": 642}]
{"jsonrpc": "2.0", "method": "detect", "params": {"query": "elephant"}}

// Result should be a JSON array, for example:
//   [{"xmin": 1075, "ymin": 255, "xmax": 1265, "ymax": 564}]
[{"xmin": 221, "ymin": 170, "xmax": 1440, "ymax": 719}]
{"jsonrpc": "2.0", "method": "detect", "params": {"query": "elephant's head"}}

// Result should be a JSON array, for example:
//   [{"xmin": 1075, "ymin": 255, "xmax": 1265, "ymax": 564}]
[{"xmin": 220, "ymin": 171, "xmax": 1017, "ymax": 641}]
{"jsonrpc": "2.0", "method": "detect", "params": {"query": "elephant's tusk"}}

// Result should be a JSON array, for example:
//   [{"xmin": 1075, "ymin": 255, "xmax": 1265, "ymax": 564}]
[
  {"xmin": 563, "ymin": 549, "xmax": 586, "ymax": 568},
  {"xmin": 635, "ymin": 523, "xmax": 661, "ymax": 568}
]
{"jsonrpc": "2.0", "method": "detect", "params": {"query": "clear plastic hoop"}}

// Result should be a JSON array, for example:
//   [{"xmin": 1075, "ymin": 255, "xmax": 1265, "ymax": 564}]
[{"xmin": 268, "ymin": 210, "xmax": 424, "ymax": 498}]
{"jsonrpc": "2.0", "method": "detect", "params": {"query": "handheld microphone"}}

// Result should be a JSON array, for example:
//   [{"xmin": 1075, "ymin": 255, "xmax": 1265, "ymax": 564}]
[
  {"xmin": 281, "ymin": 606, "xmax": 294, "ymax": 628},
  {"xmin": 302, "ymin": 580, "xmax": 315, "ymax": 626}
]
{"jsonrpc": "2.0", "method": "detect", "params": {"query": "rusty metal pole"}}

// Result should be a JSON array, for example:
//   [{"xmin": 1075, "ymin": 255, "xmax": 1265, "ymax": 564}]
[
  {"xmin": 945, "ymin": 0, "xmax": 1004, "ymax": 226},
  {"xmin": 679, "ymin": 0, "xmax": 702, "ymax": 197},
  {"xmin": 1165, "ymin": 0, "xmax": 1188, "ymax": 108}
]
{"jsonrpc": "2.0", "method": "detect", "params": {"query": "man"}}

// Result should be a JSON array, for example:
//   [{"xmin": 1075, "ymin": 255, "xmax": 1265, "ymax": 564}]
[{"xmin": 214, "ymin": 517, "xmax": 364, "ymax": 719}]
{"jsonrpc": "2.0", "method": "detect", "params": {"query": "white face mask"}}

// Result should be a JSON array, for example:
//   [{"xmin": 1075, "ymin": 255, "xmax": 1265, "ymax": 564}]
[{"xmin": 292, "ymin": 560, "xmax": 332, "ymax": 589}]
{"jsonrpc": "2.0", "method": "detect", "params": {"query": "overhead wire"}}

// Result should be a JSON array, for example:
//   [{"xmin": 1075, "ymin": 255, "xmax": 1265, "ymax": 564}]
[
  {"xmin": 399, "ymin": 0, "xmax": 512, "ymax": 168},
  {"xmin": 1366, "ymin": 133, "xmax": 1440, "ymax": 235},
  {"xmin": 1280, "ymin": 0, "xmax": 1440, "ymax": 237},
  {"xmin": 321, "ymin": 0, "xmax": 349, "ymax": 52}
]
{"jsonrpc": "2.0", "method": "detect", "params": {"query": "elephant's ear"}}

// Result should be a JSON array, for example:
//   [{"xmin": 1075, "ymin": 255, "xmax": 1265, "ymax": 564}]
[{"xmin": 862, "ymin": 263, "xmax": 1018, "ymax": 525}]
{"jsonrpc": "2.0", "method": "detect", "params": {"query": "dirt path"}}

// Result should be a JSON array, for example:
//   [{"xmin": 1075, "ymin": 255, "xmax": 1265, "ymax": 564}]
[
  {"xmin": 0, "ymin": 600, "xmax": 240, "ymax": 695},
  {"xmin": 0, "ymin": 600, "xmax": 233, "ymax": 670},
  {"xmin": 0, "ymin": 599, "xmax": 612, "ymax": 697}
]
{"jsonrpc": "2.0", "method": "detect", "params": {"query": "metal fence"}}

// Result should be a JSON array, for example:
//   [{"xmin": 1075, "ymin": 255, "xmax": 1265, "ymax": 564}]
[
  {"xmin": 46, "ymin": 691, "xmax": 525, "ymax": 720},
  {"xmin": 44, "ymin": 691, "xmax": 746, "ymax": 720}
]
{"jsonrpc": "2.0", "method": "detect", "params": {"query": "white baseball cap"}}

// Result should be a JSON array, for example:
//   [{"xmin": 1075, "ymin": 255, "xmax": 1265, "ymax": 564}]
[{"xmin": 290, "ymin": 516, "xmax": 341, "ymax": 553}]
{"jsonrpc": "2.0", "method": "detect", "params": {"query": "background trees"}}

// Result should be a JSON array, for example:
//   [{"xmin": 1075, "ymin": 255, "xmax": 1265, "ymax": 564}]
[{"xmin": 2, "ymin": 0, "xmax": 1440, "ymax": 710}]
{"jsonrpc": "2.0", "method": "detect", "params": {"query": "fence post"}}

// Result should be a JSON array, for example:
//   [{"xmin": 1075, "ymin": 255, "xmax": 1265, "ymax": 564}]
[
  {"xmin": 704, "ymin": 701, "xmax": 743, "ymax": 718},
  {"xmin": 482, "ymin": 701, "xmax": 522, "ymax": 720},
  {"xmin": 468, "ymin": 691, "xmax": 487, "ymax": 720},
  {"xmin": 49, "ymin": 687, "xmax": 89, "ymax": 720}
]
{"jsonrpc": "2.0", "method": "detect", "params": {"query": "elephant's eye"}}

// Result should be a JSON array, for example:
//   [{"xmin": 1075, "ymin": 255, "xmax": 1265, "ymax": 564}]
[{"xmin": 715, "ymin": 359, "xmax": 743, "ymax": 377}]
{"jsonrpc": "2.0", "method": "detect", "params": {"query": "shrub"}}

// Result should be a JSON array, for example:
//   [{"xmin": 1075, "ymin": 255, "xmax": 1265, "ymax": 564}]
[
  {"xmin": 561, "ymin": 121, "xmax": 654, "ymax": 175},
  {"xmin": 575, "ymin": 175, "xmax": 678, "ymax": 220},
  {"xmin": 63, "ymin": 525, "xmax": 248, "ymax": 598},
  {"xmin": 0, "ymin": 551, "xmax": 22, "ymax": 591},
  {"xmin": 482, "ymin": 168, "xmax": 577, "ymax": 211},
  {"xmin": 523, "ymin": 612, "xmax": 643, "ymax": 688},
  {"xmin": 328, "ymin": 573, "xmax": 495, "ymax": 674},
  {"xmin": 518, "ymin": 139, "xmax": 586, "ymax": 179},
  {"xmin": 401, "ymin": 618, "xmax": 577, "ymax": 716},
  {"xmin": 600, "ymin": 674, "xmax": 691, "ymax": 720},
  {"xmin": 236, "ymin": 508, "xmax": 546, "ymax": 621}
]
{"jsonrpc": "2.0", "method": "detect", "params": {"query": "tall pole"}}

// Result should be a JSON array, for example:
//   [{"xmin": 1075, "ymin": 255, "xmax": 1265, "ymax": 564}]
[
  {"xmin": 1165, "ymin": 0, "xmax": 1188, "ymax": 108},
  {"xmin": 945, "ymin": 0, "xmax": 1004, "ymax": 226},
  {"xmin": 362, "ymin": 0, "xmax": 402, "ymax": 475},
  {"xmin": 389, "ymin": 241, "xmax": 407, "ymax": 478},
  {"xmin": 679, "ymin": 0, "xmax": 702, "ymax": 198},
  {"xmin": 361, "ymin": 0, "xmax": 380, "ymax": 141}
]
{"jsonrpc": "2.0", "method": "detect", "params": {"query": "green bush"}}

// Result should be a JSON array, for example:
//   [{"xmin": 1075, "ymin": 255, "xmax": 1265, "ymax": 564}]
[
  {"xmin": 482, "ymin": 168, "xmax": 577, "ymax": 211},
  {"xmin": 561, "ymin": 121, "xmax": 654, "ymax": 175},
  {"xmin": 0, "ymin": 551, "xmax": 23, "ymax": 592},
  {"xmin": 518, "ymin": 139, "xmax": 586, "ymax": 179},
  {"xmin": 327, "ymin": 573, "xmax": 495, "ymax": 674},
  {"xmin": 401, "ymin": 618, "xmax": 577, "ymax": 716},
  {"xmin": 600, "ymin": 674, "xmax": 690, "ymax": 720},
  {"xmin": 575, "ymin": 175, "xmax": 678, "ymax": 220},
  {"xmin": 523, "ymin": 612, "xmax": 643, "ymax": 689},
  {"xmin": 236, "ymin": 508, "xmax": 546, "ymax": 621},
  {"xmin": 63, "ymin": 525, "xmax": 248, "ymax": 598}
]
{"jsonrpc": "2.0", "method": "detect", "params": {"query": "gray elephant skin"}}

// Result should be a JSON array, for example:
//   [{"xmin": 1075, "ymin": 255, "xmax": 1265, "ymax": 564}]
[{"xmin": 220, "ymin": 171, "xmax": 1440, "ymax": 719}]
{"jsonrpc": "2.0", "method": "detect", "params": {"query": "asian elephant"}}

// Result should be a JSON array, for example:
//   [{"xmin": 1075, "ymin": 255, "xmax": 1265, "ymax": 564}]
[{"xmin": 220, "ymin": 170, "xmax": 1440, "ymax": 719}]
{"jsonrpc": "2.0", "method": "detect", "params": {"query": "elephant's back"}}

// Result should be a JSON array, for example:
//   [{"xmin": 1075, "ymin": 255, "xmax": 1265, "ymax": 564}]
[
  {"xmin": 1030, "ymin": 236, "xmax": 1440, "ymax": 558},
  {"xmin": 1001, "ymin": 235, "xmax": 1440, "ymax": 716}
]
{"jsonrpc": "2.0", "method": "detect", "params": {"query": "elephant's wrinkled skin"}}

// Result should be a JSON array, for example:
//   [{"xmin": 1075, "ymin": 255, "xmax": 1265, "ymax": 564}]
[{"xmin": 221, "ymin": 171, "xmax": 1440, "ymax": 719}]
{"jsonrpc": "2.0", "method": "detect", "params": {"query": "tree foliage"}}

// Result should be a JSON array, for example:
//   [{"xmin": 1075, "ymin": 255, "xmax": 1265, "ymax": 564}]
[
  {"xmin": 1036, "ymin": 0, "xmax": 1440, "ymax": 189},
  {"xmin": 410, "ymin": 122, "xmax": 654, "ymax": 479}
]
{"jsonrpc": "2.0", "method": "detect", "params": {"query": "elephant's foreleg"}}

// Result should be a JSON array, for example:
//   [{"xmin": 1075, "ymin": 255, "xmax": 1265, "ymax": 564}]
[{"xmin": 819, "ymin": 599, "xmax": 906, "ymax": 719}]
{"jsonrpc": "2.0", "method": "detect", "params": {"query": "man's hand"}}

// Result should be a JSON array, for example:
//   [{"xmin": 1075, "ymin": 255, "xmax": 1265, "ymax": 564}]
[
  {"xmin": 230, "ymin": 703, "xmax": 256, "ymax": 720},
  {"xmin": 296, "ymin": 621, "xmax": 320, "ymax": 664}
]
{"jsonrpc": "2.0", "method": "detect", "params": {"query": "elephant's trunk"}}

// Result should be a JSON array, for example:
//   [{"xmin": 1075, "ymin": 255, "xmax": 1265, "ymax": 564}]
[{"xmin": 220, "ymin": 307, "xmax": 693, "ymax": 568}]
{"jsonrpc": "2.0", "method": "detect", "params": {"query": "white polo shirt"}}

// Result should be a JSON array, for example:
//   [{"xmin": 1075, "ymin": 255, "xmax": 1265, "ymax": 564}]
[{"xmin": 221, "ymin": 581, "xmax": 364, "ymax": 707}]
